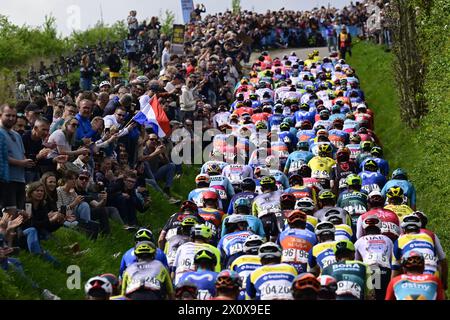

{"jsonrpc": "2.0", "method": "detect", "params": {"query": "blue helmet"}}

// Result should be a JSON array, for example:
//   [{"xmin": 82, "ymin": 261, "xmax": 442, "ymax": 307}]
[
  {"xmin": 234, "ymin": 197, "xmax": 251, "ymax": 210},
  {"xmin": 392, "ymin": 168, "xmax": 407, "ymax": 180}
]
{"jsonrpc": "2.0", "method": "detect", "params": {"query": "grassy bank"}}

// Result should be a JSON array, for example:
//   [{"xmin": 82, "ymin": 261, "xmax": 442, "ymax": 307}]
[
  {"xmin": 348, "ymin": 41, "xmax": 449, "ymax": 291},
  {"xmin": 0, "ymin": 166, "xmax": 199, "ymax": 299}
]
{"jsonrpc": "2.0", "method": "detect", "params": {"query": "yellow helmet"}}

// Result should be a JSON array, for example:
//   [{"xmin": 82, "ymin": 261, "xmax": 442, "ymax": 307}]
[
  {"xmin": 134, "ymin": 241, "xmax": 156, "ymax": 256},
  {"xmin": 387, "ymin": 186, "xmax": 404, "ymax": 199}
]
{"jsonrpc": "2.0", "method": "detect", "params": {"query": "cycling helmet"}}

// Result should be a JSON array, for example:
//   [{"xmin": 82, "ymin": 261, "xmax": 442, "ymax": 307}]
[
  {"xmin": 181, "ymin": 215, "xmax": 199, "ymax": 227},
  {"xmin": 292, "ymin": 273, "xmax": 321, "ymax": 293},
  {"xmin": 256, "ymin": 121, "xmax": 268, "ymax": 130},
  {"xmin": 336, "ymin": 147, "xmax": 350, "ymax": 162},
  {"xmin": 401, "ymin": 250, "xmax": 425, "ymax": 269},
  {"xmin": 413, "ymin": 211, "xmax": 428, "ymax": 228},
  {"xmin": 288, "ymin": 173, "xmax": 303, "ymax": 185},
  {"xmin": 134, "ymin": 241, "xmax": 156, "ymax": 257},
  {"xmin": 368, "ymin": 190, "xmax": 385, "ymax": 207},
  {"xmin": 215, "ymin": 270, "xmax": 242, "ymax": 289},
  {"xmin": 99, "ymin": 273, "xmax": 120, "ymax": 295},
  {"xmin": 360, "ymin": 140, "xmax": 374, "ymax": 151},
  {"xmin": 371, "ymin": 146, "xmax": 383, "ymax": 157},
  {"xmin": 333, "ymin": 240, "xmax": 355, "ymax": 255},
  {"xmin": 295, "ymin": 197, "xmax": 315, "ymax": 213},
  {"xmin": 346, "ymin": 174, "xmax": 362, "ymax": 187},
  {"xmin": 318, "ymin": 143, "xmax": 332, "ymax": 156},
  {"xmin": 243, "ymin": 235, "xmax": 265, "ymax": 254},
  {"xmin": 318, "ymin": 190, "xmax": 336, "ymax": 200},
  {"xmin": 315, "ymin": 221, "xmax": 335, "ymax": 236},
  {"xmin": 392, "ymin": 168, "xmax": 407, "ymax": 180},
  {"xmin": 241, "ymin": 178, "xmax": 256, "ymax": 191},
  {"xmin": 258, "ymin": 242, "xmax": 282, "ymax": 259},
  {"xmin": 280, "ymin": 122, "xmax": 290, "ymax": 131},
  {"xmin": 99, "ymin": 81, "xmax": 111, "ymax": 88},
  {"xmin": 85, "ymin": 276, "xmax": 113, "ymax": 297},
  {"xmin": 180, "ymin": 200, "xmax": 199, "ymax": 213},
  {"xmin": 280, "ymin": 193, "xmax": 296, "ymax": 204},
  {"xmin": 386, "ymin": 186, "xmax": 404, "ymax": 199},
  {"xmin": 363, "ymin": 159, "xmax": 378, "ymax": 172},
  {"xmin": 206, "ymin": 163, "xmax": 222, "ymax": 175},
  {"xmin": 194, "ymin": 248, "xmax": 217, "ymax": 265},
  {"xmin": 401, "ymin": 214, "xmax": 422, "ymax": 231},
  {"xmin": 233, "ymin": 197, "xmax": 251, "ymax": 210},
  {"xmin": 350, "ymin": 133, "xmax": 361, "ymax": 143},
  {"xmin": 175, "ymin": 280, "xmax": 198, "ymax": 299},
  {"xmin": 259, "ymin": 176, "xmax": 276, "ymax": 188},
  {"xmin": 285, "ymin": 209, "xmax": 307, "ymax": 224},
  {"xmin": 191, "ymin": 224, "xmax": 213, "ymax": 240},
  {"xmin": 297, "ymin": 141, "xmax": 310, "ymax": 151},
  {"xmin": 362, "ymin": 214, "xmax": 382, "ymax": 230},
  {"xmin": 317, "ymin": 275, "xmax": 337, "ymax": 298},
  {"xmin": 226, "ymin": 214, "xmax": 248, "ymax": 226},
  {"xmin": 324, "ymin": 209, "xmax": 343, "ymax": 225},
  {"xmin": 195, "ymin": 174, "xmax": 210, "ymax": 185},
  {"xmin": 202, "ymin": 191, "xmax": 218, "ymax": 201},
  {"xmin": 134, "ymin": 228, "xmax": 155, "ymax": 243}
]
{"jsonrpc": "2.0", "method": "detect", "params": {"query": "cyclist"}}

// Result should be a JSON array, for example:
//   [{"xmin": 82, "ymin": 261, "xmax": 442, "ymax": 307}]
[
  {"xmin": 85, "ymin": 276, "xmax": 113, "ymax": 300},
  {"xmin": 284, "ymin": 141, "xmax": 314, "ymax": 175},
  {"xmin": 200, "ymin": 151, "xmax": 228, "ymax": 174},
  {"xmin": 246, "ymin": 242, "xmax": 298, "ymax": 300},
  {"xmin": 385, "ymin": 251, "xmax": 445, "ymax": 300},
  {"xmin": 263, "ymin": 155, "xmax": 289, "ymax": 189},
  {"xmin": 291, "ymin": 273, "xmax": 321, "ymax": 300},
  {"xmin": 188, "ymin": 174, "xmax": 216, "ymax": 208},
  {"xmin": 178, "ymin": 248, "xmax": 218, "ymax": 300},
  {"xmin": 295, "ymin": 120, "xmax": 316, "ymax": 143},
  {"xmin": 354, "ymin": 215, "xmax": 394, "ymax": 300},
  {"xmin": 392, "ymin": 214, "xmax": 444, "ymax": 282},
  {"xmin": 314, "ymin": 189, "xmax": 352, "ymax": 226},
  {"xmin": 121, "ymin": 241, "xmax": 174, "ymax": 300},
  {"xmin": 323, "ymin": 210, "xmax": 354, "ymax": 242},
  {"xmin": 359, "ymin": 159, "xmax": 387, "ymax": 193},
  {"xmin": 165, "ymin": 215, "xmax": 198, "ymax": 270},
  {"xmin": 330, "ymin": 146, "xmax": 358, "ymax": 194},
  {"xmin": 227, "ymin": 178, "xmax": 258, "ymax": 214},
  {"xmin": 174, "ymin": 280, "xmax": 198, "ymax": 300},
  {"xmin": 360, "ymin": 146, "xmax": 389, "ymax": 177},
  {"xmin": 222, "ymin": 198, "xmax": 265, "ymax": 238},
  {"xmin": 252, "ymin": 176, "xmax": 283, "ymax": 240},
  {"xmin": 172, "ymin": 224, "xmax": 221, "ymax": 285},
  {"xmin": 119, "ymin": 228, "xmax": 168, "ymax": 279},
  {"xmin": 278, "ymin": 210, "xmax": 317, "ymax": 273},
  {"xmin": 381, "ymin": 168, "xmax": 417, "ymax": 210},
  {"xmin": 308, "ymin": 143, "xmax": 336, "ymax": 179},
  {"xmin": 285, "ymin": 173, "xmax": 317, "ymax": 204},
  {"xmin": 328, "ymin": 118, "xmax": 349, "ymax": 149},
  {"xmin": 337, "ymin": 174, "xmax": 368, "ymax": 228},
  {"xmin": 230, "ymin": 235, "xmax": 264, "ymax": 300},
  {"xmin": 355, "ymin": 140, "xmax": 374, "ymax": 166},
  {"xmin": 317, "ymin": 275, "xmax": 337, "ymax": 300},
  {"xmin": 206, "ymin": 163, "xmax": 235, "ymax": 209},
  {"xmin": 308, "ymin": 221, "xmax": 337, "ymax": 276},
  {"xmin": 294, "ymin": 197, "xmax": 319, "ymax": 232},
  {"xmin": 321, "ymin": 240, "xmax": 375, "ymax": 300},
  {"xmin": 158, "ymin": 201, "xmax": 205, "ymax": 250},
  {"xmin": 198, "ymin": 191, "xmax": 224, "ymax": 243},
  {"xmin": 222, "ymin": 160, "xmax": 254, "ymax": 191},
  {"xmin": 384, "ymin": 186, "xmax": 414, "ymax": 221},
  {"xmin": 345, "ymin": 131, "xmax": 362, "ymax": 161},
  {"xmin": 218, "ymin": 214, "xmax": 254, "ymax": 268},
  {"xmin": 210, "ymin": 270, "xmax": 242, "ymax": 300},
  {"xmin": 356, "ymin": 190, "xmax": 400, "ymax": 242}
]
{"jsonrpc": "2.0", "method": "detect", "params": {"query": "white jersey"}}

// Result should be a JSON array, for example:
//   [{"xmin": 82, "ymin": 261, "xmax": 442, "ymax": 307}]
[
  {"xmin": 355, "ymin": 234, "xmax": 393, "ymax": 269},
  {"xmin": 213, "ymin": 112, "xmax": 231, "ymax": 128},
  {"xmin": 222, "ymin": 164, "xmax": 254, "ymax": 184},
  {"xmin": 173, "ymin": 242, "xmax": 215, "ymax": 285}
]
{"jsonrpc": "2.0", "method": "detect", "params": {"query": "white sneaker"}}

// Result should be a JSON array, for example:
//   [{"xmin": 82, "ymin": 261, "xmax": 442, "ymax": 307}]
[{"xmin": 42, "ymin": 289, "xmax": 61, "ymax": 300}]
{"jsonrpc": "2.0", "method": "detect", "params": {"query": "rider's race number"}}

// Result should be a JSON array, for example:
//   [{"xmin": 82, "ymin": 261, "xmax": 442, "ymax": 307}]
[
  {"xmin": 336, "ymin": 280, "xmax": 362, "ymax": 299},
  {"xmin": 260, "ymin": 280, "xmax": 292, "ymax": 300}
]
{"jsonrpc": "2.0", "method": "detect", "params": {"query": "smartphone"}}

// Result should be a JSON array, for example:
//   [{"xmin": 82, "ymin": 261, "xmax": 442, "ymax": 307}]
[{"xmin": 25, "ymin": 203, "xmax": 32, "ymax": 215}]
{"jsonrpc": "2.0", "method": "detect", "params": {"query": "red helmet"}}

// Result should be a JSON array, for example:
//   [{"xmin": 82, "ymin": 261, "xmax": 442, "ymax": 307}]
[
  {"xmin": 285, "ymin": 210, "xmax": 307, "ymax": 224},
  {"xmin": 202, "ymin": 191, "xmax": 218, "ymax": 201},
  {"xmin": 280, "ymin": 193, "xmax": 296, "ymax": 204},
  {"xmin": 180, "ymin": 200, "xmax": 198, "ymax": 213}
]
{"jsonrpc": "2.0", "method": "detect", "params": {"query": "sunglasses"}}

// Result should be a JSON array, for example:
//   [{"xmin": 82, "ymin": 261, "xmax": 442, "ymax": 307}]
[
  {"xmin": 78, "ymin": 176, "xmax": 89, "ymax": 181},
  {"xmin": 149, "ymin": 138, "xmax": 158, "ymax": 141},
  {"xmin": 70, "ymin": 123, "xmax": 79, "ymax": 127}
]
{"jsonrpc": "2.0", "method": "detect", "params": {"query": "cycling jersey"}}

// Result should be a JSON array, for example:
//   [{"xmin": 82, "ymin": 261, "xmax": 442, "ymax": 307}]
[
  {"xmin": 220, "ymin": 215, "xmax": 265, "ymax": 239},
  {"xmin": 213, "ymin": 112, "xmax": 231, "ymax": 128},
  {"xmin": 121, "ymin": 260, "xmax": 174, "ymax": 299},
  {"xmin": 178, "ymin": 270, "xmax": 218, "ymax": 300},
  {"xmin": 356, "ymin": 208, "xmax": 400, "ymax": 242},
  {"xmin": 252, "ymin": 190, "xmax": 283, "ymax": 218},
  {"xmin": 200, "ymin": 161, "xmax": 228, "ymax": 174},
  {"xmin": 165, "ymin": 234, "xmax": 191, "ymax": 269},
  {"xmin": 246, "ymin": 263, "xmax": 298, "ymax": 300},
  {"xmin": 268, "ymin": 114, "xmax": 285, "ymax": 132},
  {"xmin": 308, "ymin": 156, "xmax": 336, "ymax": 178},
  {"xmin": 355, "ymin": 235, "xmax": 393, "ymax": 269},
  {"xmin": 209, "ymin": 175, "xmax": 235, "ymax": 200},
  {"xmin": 198, "ymin": 207, "xmax": 224, "ymax": 229},
  {"xmin": 308, "ymin": 241, "xmax": 337, "ymax": 272},
  {"xmin": 360, "ymin": 157, "xmax": 389, "ymax": 177},
  {"xmin": 359, "ymin": 171, "xmax": 387, "ymax": 193},
  {"xmin": 227, "ymin": 191, "xmax": 258, "ymax": 214},
  {"xmin": 385, "ymin": 274, "xmax": 445, "ymax": 300},
  {"xmin": 330, "ymin": 161, "xmax": 359, "ymax": 194},
  {"xmin": 296, "ymin": 129, "xmax": 316, "ymax": 142},
  {"xmin": 278, "ymin": 227, "xmax": 317, "ymax": 273},
  {"xmin": 283, "ymin": 150, "xmax": 314, "ymax": 174},
  {"xmin": 328, "ymin": 129, "xmax": 350, "ymax": 148},
  {"xmin": 188, "ymin": 187, "xmax": 223, "ymax": 209},
  {"xmin": 294, "ymin": 110, "xmax": 316, "ymax": 124},
  {"xmin": 222, "ymin": 164, "xmax": 254, "ymax": 185},
  {"xmin": 322, "ymin": 260, "xmax": 374, "ymax": 300},
  {"xmin": 218, "ymin": 230, "xmax": 254, "ymax": 268},
  {"xmin": 172, "ymin": 242, "xmax": 221, "ymax": 285},
  {"xmin": 337, "ymin": 190, "xmax": 368, "ymax": 223},
  {"xmin": 335, "ymin": 224, "xmax": 354, "ymax": 242},
  {"xmin": 284, "ymin": 185, "xmax": 317, "ymax": 204},
  {"xmin": 392, "ymin": 233, "xmax": 438, "ymax": 275},
  {"xmin": 343, "ymin": 119, "xmax": 359, "ymax": 133},
  {"xmin": 383, "ymin": 204, "xmax": 413, "ymax": 221},
  {"xmin": 162, "ymin": 212, "xmax": 206, "ymax": 242},
  {"xmin": 346, "ymin": 143, "xmax": 362, "ymax": 161},
  {"xmin": 230, "ymin": 255, "xmax": 262, "ymax": 300},
  {"xmin": 119, "ymin": 247, "xmax": 168, "ymax": 279}
]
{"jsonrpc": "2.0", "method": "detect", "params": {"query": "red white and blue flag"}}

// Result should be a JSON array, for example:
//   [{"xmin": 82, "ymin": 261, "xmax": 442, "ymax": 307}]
[{"xmin": 134, "ymin": 95, "xmax": 171, "ymax": 138}]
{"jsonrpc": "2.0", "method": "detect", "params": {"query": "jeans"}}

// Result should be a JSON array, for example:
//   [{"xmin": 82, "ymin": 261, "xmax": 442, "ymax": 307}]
[
  {"xmin": 327, "ymin": 36, "xmax": 337, "ymax": 52},
  {"xmin": 22, "ymin": 227, "xmax": 59, "ymax": 266},
  {"xmin": 75, "ymin": 202, "xmax": 91, "ymax": 222},
  {"xmin": 80, "ymin": 78, "xmax": 92, "ymax": 91},
  {"xmin": 144, "ymin": 162, "xmax": 176, "ymax": 190}
]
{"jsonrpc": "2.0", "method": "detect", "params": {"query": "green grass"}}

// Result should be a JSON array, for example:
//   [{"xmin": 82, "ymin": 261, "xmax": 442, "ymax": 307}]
[
  {"xmin": 0, "ymin": 165, "xmax": 199, "ymax": 299},
  {"xmin": 348, "ymin": 41, "xmax": 449, "ymax": 293}
]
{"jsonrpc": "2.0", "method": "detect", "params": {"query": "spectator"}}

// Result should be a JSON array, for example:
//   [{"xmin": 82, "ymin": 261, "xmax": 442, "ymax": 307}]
[
  {"xmin": 50, "ymin": 102, "xmax": 77, "ymax": 134},
  {"xmin": 93, "ymin": 92, "xmax": 110, "ymax": 118},
  {"xmin": 106, "ymin": 47, "xmax": 123, "ymax": 87},
  {"xmin": 161, "ymin": 41, "xmax": 172, "ymax": 75},
  {"xmin": 127, "ymin": 10, "xmax": 139, "ymax": 37},
  {"xmin": 338, "ymin": 25, "xmax": 352, "ymax": 59},
  {"xmin": 79, "ymin": 54, "xmax": 95, "ymax": 91}
]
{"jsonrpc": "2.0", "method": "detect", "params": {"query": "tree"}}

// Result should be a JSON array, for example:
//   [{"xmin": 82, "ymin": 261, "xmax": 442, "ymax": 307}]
[
  {"xmin": 160, "ymin": 10, "xmax": 175, "ymax": 38},
  {"xmin": 232, "ymin": 0, "xmax": 241, "ymax": 15}
]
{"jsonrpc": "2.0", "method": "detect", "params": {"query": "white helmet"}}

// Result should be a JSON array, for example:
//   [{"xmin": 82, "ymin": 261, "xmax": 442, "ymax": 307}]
[
  {"xmin": 258, "ymin": 242, "xmax": 282, "ymax": 259},
  {"xmin": 401, "ymin": 214, "xmax": 422, "ymax": 231},
  {"xmin": 315, "ymin": 221, "xmax": 335, "ymax": 236},
  {"xmin": 243, "ymin": 235, "xmax": 265, "ymax": 254},
  {"xmin": 99, "ymin": 81, "xmax": 111, "ymax": 88},
  {"xmin": 84, "ymin": 276, "xmax": 113, "ymax": 297},
  {"xmin": 295, "ymin": 197, "xmax": 315, "ymax": 212}
]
